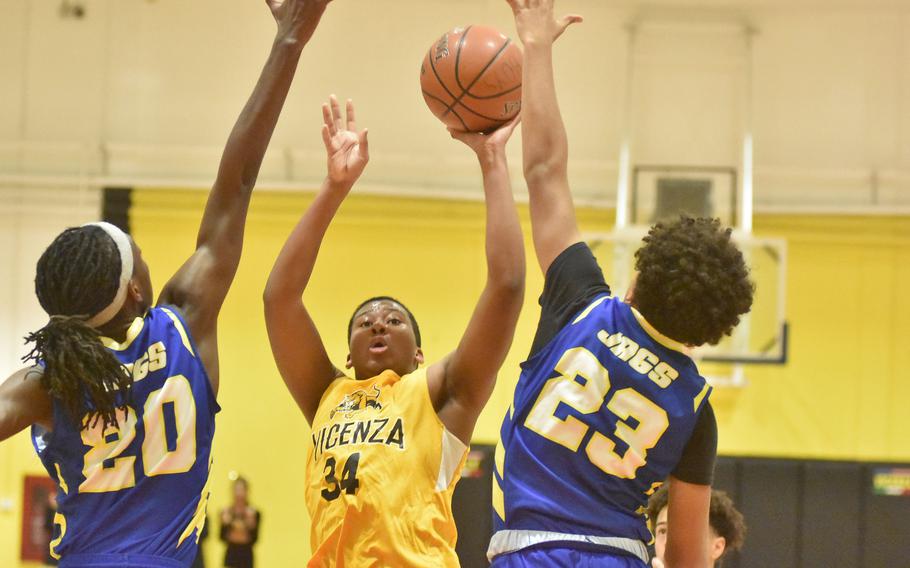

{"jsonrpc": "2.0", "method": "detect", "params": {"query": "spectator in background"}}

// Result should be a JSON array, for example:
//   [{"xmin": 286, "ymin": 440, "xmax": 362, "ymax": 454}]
[
  {"xmin": 648, "ymin": 486, "xmax": 746, "ymax": 567},
  {"xmin": 220, "ymin": 476, "xmax": 260, "ymax": 568}
]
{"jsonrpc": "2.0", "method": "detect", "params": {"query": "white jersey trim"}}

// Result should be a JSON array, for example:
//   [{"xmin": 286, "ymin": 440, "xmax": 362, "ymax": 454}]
[
  {"xmin": 435, "ymin": 428, "xmax": 467, "ymax": 492},
  {"xmin": 487, "ymin": 529, "xmax": 649, "ymax": 564}
]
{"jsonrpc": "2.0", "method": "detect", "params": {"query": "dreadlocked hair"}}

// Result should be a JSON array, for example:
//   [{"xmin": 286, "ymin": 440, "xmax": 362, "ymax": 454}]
[
  {"xmin": 633, "ymin": 216, "xmax": 754, "ymax": 346},
  {"xmin": 23, "ymin": 226, "xmax": 133, "ymax": 430}
]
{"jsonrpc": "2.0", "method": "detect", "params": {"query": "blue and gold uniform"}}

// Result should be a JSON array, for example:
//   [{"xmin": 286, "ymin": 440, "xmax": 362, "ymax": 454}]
[
  {"xmin": 32, "ymin": 306, "xmax": 218, "ymax": 568},
  {"xmin": 490, "ymin": 243, "xmax": 716, "ymax": 566}
]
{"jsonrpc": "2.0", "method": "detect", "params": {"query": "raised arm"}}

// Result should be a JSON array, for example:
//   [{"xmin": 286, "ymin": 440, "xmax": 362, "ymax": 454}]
[
  {"xmin": 0, "ymin": 367, "xmax": 52, "ymax": 442},
  {"xmin": 264, "ymin": 97, "xmax": 369, "ymax": 424},
  {"xmin": 427, "ymin": 119, "xmax": 526, "ymax": 445},
  {"xmin": 506, "ymin": 0, "xmax": 582, "ymax": 274},
  {"xmin": 158, "ymin": 0, "xmax": 334, "ymax": 395}
]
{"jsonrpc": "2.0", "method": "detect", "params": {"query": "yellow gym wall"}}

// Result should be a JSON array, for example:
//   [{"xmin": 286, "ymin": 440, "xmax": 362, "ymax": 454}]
[{"xmin": 1, "ymin": 189, "xmax": 908, "ymax": 567}]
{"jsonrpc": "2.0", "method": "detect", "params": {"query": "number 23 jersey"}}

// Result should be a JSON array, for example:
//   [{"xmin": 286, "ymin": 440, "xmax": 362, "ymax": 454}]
[
  {"xmin": 491, "ymin": 244, "xmax": 714, "ymax": 553},
  {"xmin": 32, "ymin": 306, "xmax": 218, "ymax": 567},
  {"xmin": 306, "ymin": 369, "xmax": 467, "ymax": 567}
]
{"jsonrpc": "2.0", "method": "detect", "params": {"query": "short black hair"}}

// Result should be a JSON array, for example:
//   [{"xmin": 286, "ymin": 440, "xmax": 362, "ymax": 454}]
[
  {"xmin": 634, "ymin": 216, "xmax": 754, "ymax": 346},
  {"xmin": 647, "ymin": 486, "xmax": 747, "ymax": 563},
  {"xmin": 347, "ymin": 296, "xmax": 421, "ymax": 347}
]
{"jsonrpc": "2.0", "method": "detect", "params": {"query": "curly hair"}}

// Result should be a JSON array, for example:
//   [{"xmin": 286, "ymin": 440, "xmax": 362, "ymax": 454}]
[
  {"xmin": 633, "ymin": 216, "xmax": 754, "ymax": 346},
  {"xmin": 647, "ymin": 486, "xmax": 747, "ymax": 561},
  {"xmin": 23, "ymin": 226, "xmax": 133, "ymax": 430}
]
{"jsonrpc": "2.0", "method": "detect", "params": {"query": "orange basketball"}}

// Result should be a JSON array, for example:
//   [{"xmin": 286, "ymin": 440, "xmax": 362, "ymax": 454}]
[{"xmin": 420, "ymin": 25, "xmax": 523, "ymax": 133}]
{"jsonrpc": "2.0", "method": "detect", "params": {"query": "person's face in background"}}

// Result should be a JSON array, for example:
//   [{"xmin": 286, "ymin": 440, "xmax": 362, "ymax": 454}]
[
  {"xmin": 232, "ymin": 478, "xmax": 249, "ymax": 506},
  {"xmin": 653, "ymin": 506, "xmax": 726, "ymax": 566}
]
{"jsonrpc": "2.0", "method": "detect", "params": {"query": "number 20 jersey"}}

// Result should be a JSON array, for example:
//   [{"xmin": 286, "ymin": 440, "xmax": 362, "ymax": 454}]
[
  {"xmin": 32, "ymin": 306, "xmax": 218, "ymax": 567},
  {"xmin": 492, "ymin": 295, "xmax": 712, "ymax": 548}
]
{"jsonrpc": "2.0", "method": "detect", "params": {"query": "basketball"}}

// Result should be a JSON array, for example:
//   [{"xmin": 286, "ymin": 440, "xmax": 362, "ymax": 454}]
[{"xmin": 420, "ymin": 25, "xmax": 523, "ymax": 133}]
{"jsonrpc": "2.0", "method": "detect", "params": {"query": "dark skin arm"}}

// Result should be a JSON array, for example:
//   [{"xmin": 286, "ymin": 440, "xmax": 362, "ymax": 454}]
[
  {"xmin": 426, "ymin": 119, "xmax": 526, "ymax": 445},
  {"xmin": 157, "ymin": 0, "xmax": 334, "ymax": 396},
  {"xmin": 0, "ymin": 367, "xmax": 52, "ymax": 442},
  {"xmin": 664, "ymin": 475, "xmax": 712, "ymax": 568},
  {"xmin": 264, "ymin": 97, "xmax": 369, "ymax": 424},
  {"xmin": 506, "ymin": 0, "xmax": 583, "ymax": 274}
]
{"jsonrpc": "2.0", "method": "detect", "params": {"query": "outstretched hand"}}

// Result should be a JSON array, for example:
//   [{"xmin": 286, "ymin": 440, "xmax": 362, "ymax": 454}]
[
  {"xmin": 322, "ymin": 95, "xmax": 370, "ymax": 189},
  {"xmin": 505, "ymin": 0, "xmax": 582, "ymax": 46},
  {"xmin": 448, "ymin": 116, "xmax": 521, "ymax": 162},
  {"xmin": 266, "ymin": 0, "xmax": 333, "ymax": 47}
]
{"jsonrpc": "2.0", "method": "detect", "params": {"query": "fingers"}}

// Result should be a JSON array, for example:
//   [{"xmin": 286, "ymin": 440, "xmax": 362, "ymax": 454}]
[
  {"xmin": 448, "ymin": 127, "xmax": 470, "ymax": 143},
  {"xmin": 346, "ymin": 99, "xmax": 356, "ymax": 133},
  {"xmin": 329, "ymin": 95, "xmax": 344, "ymax": 135},
  {"xmin": 321, "ymin": 124, "xmax": 332, "ymax": 150},
  {"xmin": 322, "ymin": 102, "xmax": 335, "ymax": 136},
  {"xmin": 555, "ymin": 14, "xmax": 583, "ymax": 40},
  {"xmin": 359, "ymin": 129, "xmax": 370, "ymax": 161}
]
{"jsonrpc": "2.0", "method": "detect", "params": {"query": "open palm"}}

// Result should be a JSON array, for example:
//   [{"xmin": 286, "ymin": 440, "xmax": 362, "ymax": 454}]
[{"xmin": 322, "ymin": 96, "xmax": 369, "ymax": 188}]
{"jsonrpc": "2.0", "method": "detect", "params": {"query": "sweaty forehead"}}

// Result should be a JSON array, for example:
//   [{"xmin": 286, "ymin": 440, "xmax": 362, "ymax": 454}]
[{"xmin": 354, "ymin": 300, "xmax": 407, "ymax": 320}]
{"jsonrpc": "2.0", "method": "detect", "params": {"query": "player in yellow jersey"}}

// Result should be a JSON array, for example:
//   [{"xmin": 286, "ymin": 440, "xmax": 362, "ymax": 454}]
[{"xmin": 263, "ymin": 96, "xmax": 525, "ymax": 566}]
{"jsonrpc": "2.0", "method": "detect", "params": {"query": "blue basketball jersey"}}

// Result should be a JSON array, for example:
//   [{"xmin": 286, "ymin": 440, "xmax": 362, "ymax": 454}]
[
  {"xmin": 491, "ymin": 294, "xmax": 711, "ymax": 559},
  {"xmin": 32, "ymin": 306, "xmax": 219, "ymax": 568}
]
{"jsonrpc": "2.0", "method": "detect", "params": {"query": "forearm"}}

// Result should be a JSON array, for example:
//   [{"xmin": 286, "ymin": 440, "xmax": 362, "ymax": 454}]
[
  {"xmin": 521, "ymin": 43, "xmax": 568, "ymax": 180},
  {"xmin": 264, "ymin": 180, "xmax": 347, "ymax": 302},
  {"xmin": 222, "ymin": 37, "xmax": 303, "ymax": 189},
  {"xmin": 479, "ymin": 154, "xmax": 525, "ymax": 290},
  {"xmin": 0, "ymin": 368, "xmax": 51, "ymax": 441},
  {"xmin": 665, "ymin": 476, "xmax": 712, "ymax": 567}
]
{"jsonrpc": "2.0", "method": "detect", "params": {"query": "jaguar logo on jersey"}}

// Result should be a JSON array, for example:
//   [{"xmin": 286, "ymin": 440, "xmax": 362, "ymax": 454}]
[{"xmin": 331, "ymin": 385, "xmax": 382, "ymax": 419}]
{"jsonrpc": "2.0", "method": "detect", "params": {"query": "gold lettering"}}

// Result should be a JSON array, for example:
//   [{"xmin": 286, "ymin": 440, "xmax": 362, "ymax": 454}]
[
  {"xmin": 650, "ymin": 362, "xmax": 679, "ymax": 388},
  {"xmin": 629, "ymin": 348, "xmax": 659, "ymax": 375}
]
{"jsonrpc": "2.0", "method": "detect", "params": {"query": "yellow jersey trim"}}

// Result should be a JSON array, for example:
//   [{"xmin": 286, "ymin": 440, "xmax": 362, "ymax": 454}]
[
  {"xmin": 572, "ymin": 295, "xmax": 611, "ymax": 325},
  {"xmin": 100, "ymin": 315, "xmax": 145, "ymax": 351},
  {"xmin": 54, "ymin": 463, "xmax": 69, "ymax": 494},
  {"xmin": 494, "ymin": 441, "xmax": 505, "ymax": 478},
  {"xmin": 177, "ymin": 455, "xmax": 213, "ymax": 547},
  {"xmin": 693, "ymin": 383, "xmax": 711, "ymax": 412},
  {"xmin": 160, "ymin": 307, "xmax": 196, "ymax": 357},
  {"xmin": 492, "ymin": 474, "xmax": 506, "ymax": 521}
]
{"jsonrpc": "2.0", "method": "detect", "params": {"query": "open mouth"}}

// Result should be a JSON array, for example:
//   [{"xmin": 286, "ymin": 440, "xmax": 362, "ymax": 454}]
[{"xmin": 369, "ymin": 339, "xmax": 388, "ymax": 354}]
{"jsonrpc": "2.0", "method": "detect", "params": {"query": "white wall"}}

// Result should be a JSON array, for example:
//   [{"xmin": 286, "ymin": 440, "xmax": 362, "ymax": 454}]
[
  {"xmin": 1, "ymin": 0, "xmax": 909, "ymax": 210},
  {"xmin": 0, "ymin": 187, "xmax": 102, "ymax": 372}
]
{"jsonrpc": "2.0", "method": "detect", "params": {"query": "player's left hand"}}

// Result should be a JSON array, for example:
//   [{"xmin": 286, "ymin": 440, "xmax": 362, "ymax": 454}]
[
  {"xmin": 267, "ymin": 0, "xmax": 334, "ymax": 48},
  {"xmin": 506, "ymin": 0, "xmax": 582, "ymax": 46},
  {"xmin": 448, "ymin": 115, "xmax": 520, "ymax": 162},
  {"xmin": 321, "ymin": 95, "xmax": 369, "ymax": 189}
]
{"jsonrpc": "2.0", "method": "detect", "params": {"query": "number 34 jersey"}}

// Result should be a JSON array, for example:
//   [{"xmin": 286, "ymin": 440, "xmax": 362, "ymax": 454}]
[
  {"xmin": 492, "ymin": 295, "xmax": 712, "ymax": 549},
  {"xmin": 306, "ymin": 369, "xmax": 468, "ymax": 568},
  {"xmin": 32, "ymin": 306, "xmax": 218, "ymax": 567}
]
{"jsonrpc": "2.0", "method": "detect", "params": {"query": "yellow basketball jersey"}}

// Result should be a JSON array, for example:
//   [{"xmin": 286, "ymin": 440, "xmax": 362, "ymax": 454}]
[{"xmin": 306, "ymin": 368, "xmax": 468, "ymax": 567}]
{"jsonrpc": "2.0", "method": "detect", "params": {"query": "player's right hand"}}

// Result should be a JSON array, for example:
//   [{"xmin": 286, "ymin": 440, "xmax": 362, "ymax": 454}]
[
  {"xmin": 448, "ymin": 115, "xmax": 520, "ymax": 165},
  {"xmin": 651, "ymin": 558, "xmax": 666, "ymax": 568},
  {"xmin": 321, "ymin": 95, "xmax": 370, "ymax": 191},
  {"xmin": 267, "ymin": 0, "xmax": 333, "ymax": 48},
  {"xmin": 505, "ymin": 0, "xmax": 582, "ymax": 46}
]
